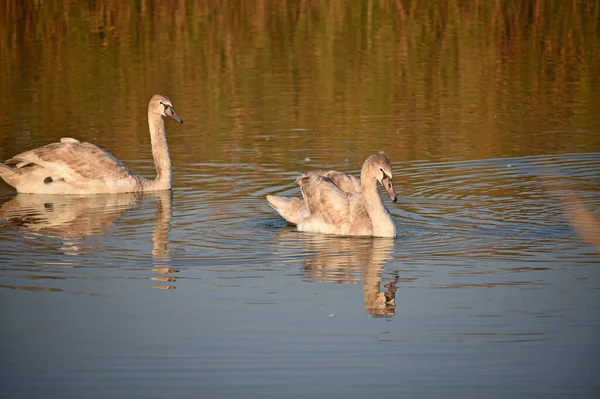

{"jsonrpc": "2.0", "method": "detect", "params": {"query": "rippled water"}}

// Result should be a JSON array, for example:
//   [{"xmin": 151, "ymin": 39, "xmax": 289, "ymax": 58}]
[
  {"xmin": 2, "ymin": 151, "xmax": 599, "ymax": 398},
  {"xmin": 2, "ymin": 1, "xmax": 600, "ymax": 398}
]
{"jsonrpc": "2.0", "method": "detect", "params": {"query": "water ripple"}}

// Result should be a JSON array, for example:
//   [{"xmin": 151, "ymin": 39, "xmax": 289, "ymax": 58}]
[
  {"xmin": 1, "ymin": 153, "xmax": 598, "ymax": 294},
  {"xmin": 166, "ymin": 152, "xmax": 600, "ymax": 267}
]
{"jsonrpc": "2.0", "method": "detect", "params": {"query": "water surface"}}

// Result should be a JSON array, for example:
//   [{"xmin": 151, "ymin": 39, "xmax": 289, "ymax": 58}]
[{"xmin": 1, "ymin": 1, "xmax": 600, "ymax": 398}]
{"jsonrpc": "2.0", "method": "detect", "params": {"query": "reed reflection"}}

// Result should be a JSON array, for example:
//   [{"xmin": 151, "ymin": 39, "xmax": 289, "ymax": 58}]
[
  {"xmin": 541, "ymin": 176, "xmax": 600, "ymax": 254},
  {"xmin": 277, "ymin": 231, "xmax": 398, "ymax": 317}
]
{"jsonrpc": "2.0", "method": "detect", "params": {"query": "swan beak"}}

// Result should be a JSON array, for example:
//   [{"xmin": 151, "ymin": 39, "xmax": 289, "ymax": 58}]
[
  {"xmin": 383, "ymin": 177, "xmax": 397, "ymax": 202},
  {"xmin": 166, "ymin": 107, "xmax": 183, "ymax": 124}
]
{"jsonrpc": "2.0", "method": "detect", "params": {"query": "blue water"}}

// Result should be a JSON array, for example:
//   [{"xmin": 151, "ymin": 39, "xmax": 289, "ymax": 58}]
[{"xmin": 1, "ymin": 153, "xmax": 599, "ymax": 398}]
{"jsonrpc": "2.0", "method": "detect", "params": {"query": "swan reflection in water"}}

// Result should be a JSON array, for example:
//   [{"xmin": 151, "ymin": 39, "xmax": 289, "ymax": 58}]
[
  {"xmin": 275, "ymin": 230, "xmax": 399, "ymax": 317},
  {"xmin": 0, "ymin": 190, "xmax": 175, "ymax": 290}
]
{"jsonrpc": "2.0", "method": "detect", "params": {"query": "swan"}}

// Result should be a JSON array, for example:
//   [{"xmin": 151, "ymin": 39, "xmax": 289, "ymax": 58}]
[
  {"xmin": 267, "ymin": 154, "xmax": 398, "ymax": 238},
  {"xmin": 0, "ymin": 94, "xmax": 183, "ymax": 194}
]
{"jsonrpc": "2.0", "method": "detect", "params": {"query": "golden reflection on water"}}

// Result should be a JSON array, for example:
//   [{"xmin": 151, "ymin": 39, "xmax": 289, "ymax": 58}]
[
  {"xmin": 0, "ymin": 0, "xmax": 597, "ymax": 304},
  {"xmin": 0, "ymin": 0, "xmax": 599, "ymax": 171}
]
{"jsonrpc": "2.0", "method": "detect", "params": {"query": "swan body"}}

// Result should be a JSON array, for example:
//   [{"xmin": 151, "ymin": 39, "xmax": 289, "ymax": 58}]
[
  {"xmin": 267, "ymin": 154, "xmax": 398, "ymax": 238},
  {"xmin": 0, "ymin": 95, "xmax": 183, "ymax": 194}
]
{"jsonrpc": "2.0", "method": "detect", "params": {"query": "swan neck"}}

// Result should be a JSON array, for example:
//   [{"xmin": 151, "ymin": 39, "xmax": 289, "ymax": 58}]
[
  {"xmin": 148, "ymin": 113, "xmax": 172, "ymax": 190},
  {"xmin": 361, "ymin": 177, "xmax": 396, "ymax": 238}
]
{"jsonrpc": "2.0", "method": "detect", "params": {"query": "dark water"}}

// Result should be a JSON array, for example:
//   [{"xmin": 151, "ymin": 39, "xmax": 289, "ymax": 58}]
[{"xmin": 1, "ymin": 1, "xmax": 600, "ymax": 398}]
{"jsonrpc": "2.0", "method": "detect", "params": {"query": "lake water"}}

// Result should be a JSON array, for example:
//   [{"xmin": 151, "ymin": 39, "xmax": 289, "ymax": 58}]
[{"xmin": 1, "ymin": 1, "xmax": 600, "ymax": 398}]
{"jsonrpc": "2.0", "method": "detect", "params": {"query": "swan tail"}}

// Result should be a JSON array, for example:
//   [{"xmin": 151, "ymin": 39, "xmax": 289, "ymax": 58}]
[
  {"xmin": 266, "ymin": 195, "xmax": 304, "ymax": 225},
  {"xmin": 0, "ymin": 163, "xmax": 19, "ymax": 187}
]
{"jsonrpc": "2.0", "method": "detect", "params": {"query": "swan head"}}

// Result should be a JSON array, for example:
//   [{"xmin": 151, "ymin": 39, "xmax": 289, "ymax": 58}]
[
  {"xmin": 149, "ymin": 94, "xmax": 183, "ymax": 124},
  {"xmin": 363, "ymin": 154, "xmax": 397, "ymax": 202}
]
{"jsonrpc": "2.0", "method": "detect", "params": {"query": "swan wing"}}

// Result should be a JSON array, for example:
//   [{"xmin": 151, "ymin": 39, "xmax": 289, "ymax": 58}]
[
  {"xmin": 5, "ymin": 137, "xmax": 134, "ymax": 183},
  {"xmin": 296, "ymin": 174, "xmax": 351, "ymax": 228},
  {"xmin": 305, "ymin": 170, "xmax": 362, "ymax": 194}
]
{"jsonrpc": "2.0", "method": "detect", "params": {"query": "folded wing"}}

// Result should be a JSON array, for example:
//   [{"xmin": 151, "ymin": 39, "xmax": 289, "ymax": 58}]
[
  {"xmin": 304, "ymin": 170, "xmax": 362, "ymax": 194},
  {"xmin": 5, "ymin": 137, "xmax": 134, "ymax": 183},
  {"xmin": 296, "ymin": 174, "xmax": 352, "ymax": 229}
]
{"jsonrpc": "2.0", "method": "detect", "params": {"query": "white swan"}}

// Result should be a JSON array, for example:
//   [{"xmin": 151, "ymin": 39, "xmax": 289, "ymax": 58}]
[
  {"xmin": 267, "ymin": 154, "xmax": 398, "ymax": 238},
  {"xmin": 0, "ymin": 94, "xmax": 183, "ymax": 194}
]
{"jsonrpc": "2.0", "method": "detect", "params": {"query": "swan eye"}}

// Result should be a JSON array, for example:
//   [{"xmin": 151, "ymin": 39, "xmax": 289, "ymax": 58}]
[{"xmin": 380, "ymin": 169, "xmax": 390, "ymax": 181}]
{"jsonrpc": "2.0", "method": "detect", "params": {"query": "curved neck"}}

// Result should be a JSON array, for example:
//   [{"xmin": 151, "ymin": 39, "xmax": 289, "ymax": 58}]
[
  {"xmin": 360, "ymin": 174, "xmax": 396, "ymax": 238},
  {"xmin": 148, "ymin": 113, "xmax": 172, "ymax": 190}
]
